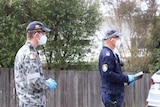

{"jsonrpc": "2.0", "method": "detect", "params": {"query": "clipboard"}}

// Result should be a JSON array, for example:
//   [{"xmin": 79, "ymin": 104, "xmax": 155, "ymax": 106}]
[{"xmin": 134, "ymin": 71, "xmax": 144, "ymax": 80}]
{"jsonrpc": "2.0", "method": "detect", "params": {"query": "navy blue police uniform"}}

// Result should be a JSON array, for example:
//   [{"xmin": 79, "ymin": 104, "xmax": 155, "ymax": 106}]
[{"xmin": 98, "ymin": 46, "xmax": 129, "ymax": 107}]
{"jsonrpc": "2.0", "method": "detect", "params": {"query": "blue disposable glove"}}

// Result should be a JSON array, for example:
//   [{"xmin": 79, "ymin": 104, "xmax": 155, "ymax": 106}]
[
  {"xmin": 128, "ymin": 80, "xmax": 134, "ymax": 86},
  {"xmin": 128, "ymin": 75, "xmax": 135, "ymax": 86},
  {"xmin": 46, "ymin": 78, "xmax": 57, "ymax": 90}
]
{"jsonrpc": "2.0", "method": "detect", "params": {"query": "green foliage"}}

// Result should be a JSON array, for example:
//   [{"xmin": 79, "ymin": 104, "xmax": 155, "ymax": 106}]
[
  {"xmin": 43, "ymin": 61, "xmax": 98, "ymax": 71},
  {"xmin": 0, "ymin": 0, "xmax": 26, "ymax": 67},
  {"xmin": 148, "ymin": 49, "xmax": 160, "ymax": 73},
  {"xmin": 148, "ymin": 17, "xmax": 160, "ymax": 73},
  {"xmin": 0, "ymin": 0, "xmax": 102, "ymax": 70}
]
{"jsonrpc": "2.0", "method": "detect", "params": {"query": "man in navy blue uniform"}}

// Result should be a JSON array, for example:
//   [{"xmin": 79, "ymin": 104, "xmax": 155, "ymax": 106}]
[{"xmin": 98, "ymin": 29, "xmax": 135, "ymax": 107}]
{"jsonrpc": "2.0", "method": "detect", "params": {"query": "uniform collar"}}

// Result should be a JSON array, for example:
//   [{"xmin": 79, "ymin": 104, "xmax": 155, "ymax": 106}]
[
  {"xmin": 25, "ymin": 42, "xmax": 37, "ymax": 52},
  {"xmin": 103, "ymin": 46, "xmax": 113, "ymax": 52}
]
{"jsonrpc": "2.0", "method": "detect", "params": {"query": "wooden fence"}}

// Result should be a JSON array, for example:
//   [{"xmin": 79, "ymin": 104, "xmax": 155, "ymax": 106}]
[{"xmin": 0, "ymin": 68, "xmax": 152, "ymax": 107}]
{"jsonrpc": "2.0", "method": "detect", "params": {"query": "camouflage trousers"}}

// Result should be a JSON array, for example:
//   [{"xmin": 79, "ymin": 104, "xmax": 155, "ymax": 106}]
[{"xmin": 19, "ymin": 101, "xmax": 45, "ymax": 107}]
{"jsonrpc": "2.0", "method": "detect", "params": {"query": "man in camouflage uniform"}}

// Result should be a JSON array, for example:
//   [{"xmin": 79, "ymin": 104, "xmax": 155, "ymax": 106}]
[{"xmin": 14, "ymin": 21, "xmax": 57, "ymax": 107}]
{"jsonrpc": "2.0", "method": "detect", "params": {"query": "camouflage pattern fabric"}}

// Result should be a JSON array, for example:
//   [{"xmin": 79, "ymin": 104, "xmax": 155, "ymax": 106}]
[
  {"xmin": 19, "ymin": 100, "xmax": 44, "ymax": 107},
  {"xmin": 14, "ymin": 42, "xmax": 49, "ymax": 106}
]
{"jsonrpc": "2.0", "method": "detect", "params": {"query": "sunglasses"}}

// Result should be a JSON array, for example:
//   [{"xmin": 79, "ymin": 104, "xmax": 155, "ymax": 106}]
[
  {"xmin": 28, "ymin": 30, "xmax": 44, "ymax": 33},
  {"xmin": 34, "ymin": 30, "xmax": 44, "ymax": 33}
]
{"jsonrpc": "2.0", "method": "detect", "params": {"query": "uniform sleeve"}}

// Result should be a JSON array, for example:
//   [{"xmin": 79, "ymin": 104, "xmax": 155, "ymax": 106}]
[
  {"xmin": 24, "ymin": 53, "xmax": 49, "ymax": 90},
  {"xmin": 101, "ymin": 55, "xmax": 128, "ymax": 83}
]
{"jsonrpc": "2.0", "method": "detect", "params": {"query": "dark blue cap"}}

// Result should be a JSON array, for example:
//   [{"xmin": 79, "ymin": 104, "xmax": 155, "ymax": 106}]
[
  {"xmin": 26, "ymin": 21, "xmax": 51, "ymax": 32},
  {"xmin": 104, "ymin": 29, "xmax": 122, "ymax": 40}
]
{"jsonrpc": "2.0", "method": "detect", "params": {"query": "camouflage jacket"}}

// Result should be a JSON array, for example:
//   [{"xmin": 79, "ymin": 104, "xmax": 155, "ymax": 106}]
[{"xmin": 14, "ymin": 42, "xmax": 49, "ymax": 106}]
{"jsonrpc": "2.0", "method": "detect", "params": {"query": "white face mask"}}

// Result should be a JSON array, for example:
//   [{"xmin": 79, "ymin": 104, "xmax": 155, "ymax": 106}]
[
  {"xmin": 115, "ymin": 39, "xmax": 121, "ymax": 48},
  {"xmin": 38, "ymin": 34, "xmax": 47, "ymax": 45}
]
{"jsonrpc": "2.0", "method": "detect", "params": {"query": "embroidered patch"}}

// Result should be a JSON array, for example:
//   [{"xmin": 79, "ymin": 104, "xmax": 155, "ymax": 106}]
[
  {"xmin": 29, "ymin": 53, "xmax": 37, "ymax": 60},
  {"xmin": 102, "ymin": 64, "xmax": 108, "ymax": 72}
]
